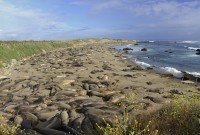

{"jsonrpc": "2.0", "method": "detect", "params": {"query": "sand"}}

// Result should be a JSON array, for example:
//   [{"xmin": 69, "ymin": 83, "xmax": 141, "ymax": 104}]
[{"xmin": 0, "ymin": 42, "xmax": 199, "ymax": 134}]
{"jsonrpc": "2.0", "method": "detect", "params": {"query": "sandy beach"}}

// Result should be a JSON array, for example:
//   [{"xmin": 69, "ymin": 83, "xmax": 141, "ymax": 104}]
[{"xmin": 0, "ymin": 42, "xmax": 199, "ymax": 134}]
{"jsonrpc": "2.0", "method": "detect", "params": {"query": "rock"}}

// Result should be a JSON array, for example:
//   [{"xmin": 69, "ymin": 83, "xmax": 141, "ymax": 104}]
[
  {"xmin": 141, "ymin": 48, "xmax": 147, "ymax": 51},
  {"xmin": 123, "ymin": 47, "xmax": 133, "ymax": 51},
  {"xmin": 196, "ymin": 49, "xmax": 200, "ymax": 55}
]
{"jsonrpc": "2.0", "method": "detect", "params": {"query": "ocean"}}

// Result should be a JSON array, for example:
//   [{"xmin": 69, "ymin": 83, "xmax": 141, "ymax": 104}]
[{"xmin": 114, "ymin": 41, "xmax": 200, "ymax": 79}]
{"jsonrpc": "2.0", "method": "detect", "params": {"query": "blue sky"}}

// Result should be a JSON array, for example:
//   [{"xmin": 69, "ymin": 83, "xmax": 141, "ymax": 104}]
[{"xmin": 0, "ymin": 0, "xmax": 200, "ymax": 40}]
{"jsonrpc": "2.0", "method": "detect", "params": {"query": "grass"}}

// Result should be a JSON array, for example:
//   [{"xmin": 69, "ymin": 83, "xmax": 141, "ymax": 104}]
[
  {"xmin": 97, "ymin": 94, "xmax": 200, "ymax": 135},
  {"xmin": 0, "ymin": 116, "xmax": 18, "ymax": 135},
  {"xmin": 0, "ymin": 38, "xmax": 134, "ymax": 68}
]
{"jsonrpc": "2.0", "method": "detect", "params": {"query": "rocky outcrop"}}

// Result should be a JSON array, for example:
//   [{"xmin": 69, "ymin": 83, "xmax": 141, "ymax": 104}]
[{"xmin": 141, "ymin": 48, "xmax": 147, "ymax": 51}]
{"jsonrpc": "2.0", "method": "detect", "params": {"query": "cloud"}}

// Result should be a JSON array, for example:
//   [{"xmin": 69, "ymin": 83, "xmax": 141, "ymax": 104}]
[
  {"xmin": 0, "ymin": 0, "xmax": 77, "ymax": 40},
  {"xmin": 84, "ymin": 0, "xmax": 200, "ymax": 39}
]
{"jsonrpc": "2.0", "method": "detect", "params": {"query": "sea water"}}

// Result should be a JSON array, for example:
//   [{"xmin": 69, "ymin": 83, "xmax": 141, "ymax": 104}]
[{"xmin": 114, "ymin": 41, "xmax": 200, "ymax": 78}]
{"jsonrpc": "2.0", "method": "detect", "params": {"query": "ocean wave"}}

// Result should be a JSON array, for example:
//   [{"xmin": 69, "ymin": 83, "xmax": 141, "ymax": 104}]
[
  {"xmin": 134, "ymin": 60, "xmax": 152, "ymax": 69},
  {"xmin": 154, "ymin": 67, "xmax": 184, "ymax": 78},
  {"xmin": 186, "ymin": 71, "xmax": 200, "ymax": 77},
  {"xmin": 149, "ymin": 41, "xmax": 155, "ymax": 43},
  {"xmin": 179, "ymin": 41, "xmax": 199, "ymax": 44},
  {"xmin": 134, "ymin": 60, "xmax": 183, "ymax": 78},
  {"xmin": 187, "ymin": 47, "xmax": 200, "ymax": 51}
]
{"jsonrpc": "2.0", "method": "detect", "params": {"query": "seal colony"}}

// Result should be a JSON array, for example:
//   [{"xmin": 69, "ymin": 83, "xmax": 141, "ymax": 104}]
[{"xmin": 0, "ymin": 42, "xmax": 199, "ymax": 134}]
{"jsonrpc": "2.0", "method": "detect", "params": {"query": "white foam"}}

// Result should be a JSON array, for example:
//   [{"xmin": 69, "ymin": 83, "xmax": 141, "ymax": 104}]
[
  {"xmin": 188, "ymin": 47, "xmax": 200, "ymax": 51},
  {"xmin": 159, "ymin": 67, "xmax": 184, "ymax": 78},
  {"xmin": 186, "ymin": 71, "xmax": 200, "ymax": 77},
  {"xmin": 149, "ymin": 41, "xmax": 155, "ymax": 43},
  {"xmin": 179, "ymin": 41, "xmax": 199, "ymax": 44},
  {"xmin": 134, "ymin": 60, "xmax": 152, "ymax": 69}
]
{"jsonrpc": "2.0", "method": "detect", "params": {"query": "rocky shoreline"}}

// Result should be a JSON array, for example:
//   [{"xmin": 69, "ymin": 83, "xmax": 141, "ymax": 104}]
[{"xmin": 0, "ymin": 43, "xmax": 199, "ymax": 135}]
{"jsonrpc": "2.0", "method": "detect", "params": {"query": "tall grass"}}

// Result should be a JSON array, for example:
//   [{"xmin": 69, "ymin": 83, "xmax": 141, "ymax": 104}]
[
  {"xmin": 0, "ymin": 41, "xmax": 70, "ymax": 65},
  {"xmin": 0, "ymin": 38, "xmax": 133, "ymax": 68}
]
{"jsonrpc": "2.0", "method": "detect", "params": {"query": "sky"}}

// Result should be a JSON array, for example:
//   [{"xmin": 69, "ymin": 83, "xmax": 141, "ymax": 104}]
[{"xmin": 0, "ymin": 0, "xmax": 200, "ymax": 40}]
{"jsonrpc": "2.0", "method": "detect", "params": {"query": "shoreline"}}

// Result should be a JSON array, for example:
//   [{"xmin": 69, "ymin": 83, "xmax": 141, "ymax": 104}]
[
  {"xmin": 113, "ymin": 44, "xmax": 200, "ymax": 84},
  {"xmin": 0, "ymin": 42, "xmax": 199, "ymax": 134}
]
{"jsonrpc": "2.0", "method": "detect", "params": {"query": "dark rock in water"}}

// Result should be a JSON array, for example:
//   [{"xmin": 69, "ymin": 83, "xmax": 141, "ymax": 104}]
[
  {"xmin": 165, "ymin": 49, "xmax": 173, "ymax": 53},
  {"xmin": 123, "ymin": 47, "xmax": 133, "ymax": 51},
  {"xmin": 182, "ymin": 72, "xmax": 200, "ymax": 82},
  {"xmin": 196, "ymin": 52, "xmax": 200, "ymax": 55},
  {"xmin": 196, "ymin": 49, "xmax": 200, "ymax": 55},
  {"xmin": 141, "ymin": 48, "xmax": 147, "ymax": 51},
  {"xmin": 134, "ymin": 43, "xmax": 139, "ymax": 45}
]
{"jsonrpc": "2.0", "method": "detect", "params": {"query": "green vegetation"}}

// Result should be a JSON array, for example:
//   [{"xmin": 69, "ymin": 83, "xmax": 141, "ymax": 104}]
[
  {"xmin": 0, "ymin": 38, "xmax": 133, "ymax": 68},
  {"xmin": 0, "ymin": 116, "xmax": 18, "ymax": 135},
  {"xmin": 97, "ymin": 95, "xmax": 200, "ymax": 135}
]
